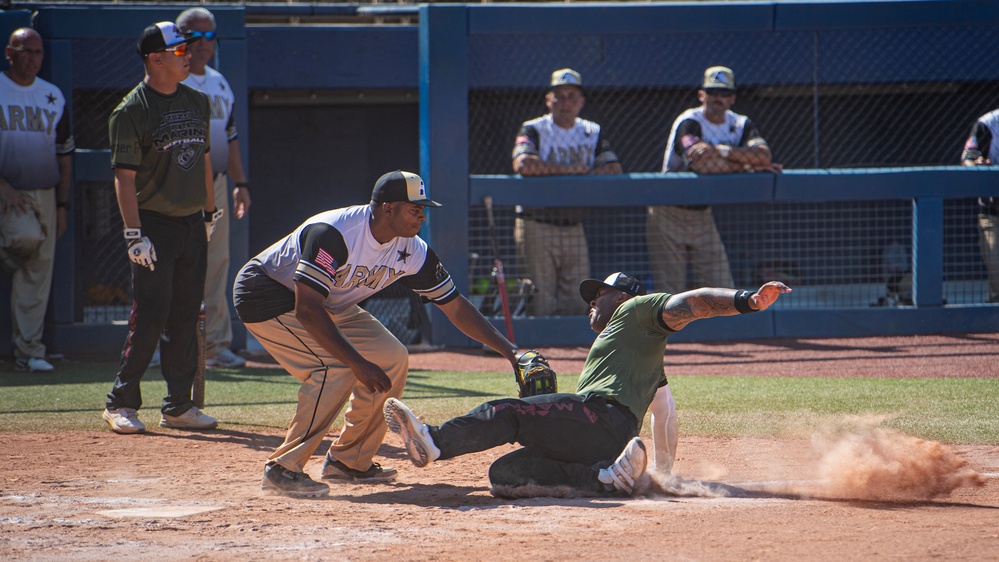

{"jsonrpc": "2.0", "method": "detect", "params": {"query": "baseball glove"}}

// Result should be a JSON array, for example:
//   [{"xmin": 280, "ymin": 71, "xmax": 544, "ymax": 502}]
[{"xmin": 515, "ymin": 349, "xmax": 557, "ymax": 398}]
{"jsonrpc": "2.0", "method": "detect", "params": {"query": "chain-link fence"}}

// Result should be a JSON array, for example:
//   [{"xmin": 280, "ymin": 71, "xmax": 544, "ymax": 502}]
[
  {"xmin": 69, "ymin": 36, "xmax": 145, "ymax": 322},
  {"xmin": 467, "ymin": 200, "xmax": 982, "ymax": 313},
  {"xmin": 466, "ymin": 24, "xmax": 999, "ymax": 312},
  {"xmin": 61, "ymin": 7, "xmax": 998, "ymax": 328}
]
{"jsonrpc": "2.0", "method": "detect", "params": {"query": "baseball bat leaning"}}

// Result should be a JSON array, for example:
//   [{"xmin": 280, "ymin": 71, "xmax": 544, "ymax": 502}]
[
  {"xmin": 193, "ymin": 300, "xmax": 206, "ymax": 408},
  {"xmin": 483, "ymin": 196, "xmax": 517, "ymax": 345}
]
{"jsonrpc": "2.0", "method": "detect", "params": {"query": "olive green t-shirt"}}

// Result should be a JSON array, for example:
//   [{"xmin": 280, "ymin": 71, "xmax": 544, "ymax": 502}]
[
  {"xmin": 576, "ymin": 293, "xmax": 675, "ymax": 430},
  {"xmin": 109, "ymin": 82, "xmax": 211, "ymax": 217}
]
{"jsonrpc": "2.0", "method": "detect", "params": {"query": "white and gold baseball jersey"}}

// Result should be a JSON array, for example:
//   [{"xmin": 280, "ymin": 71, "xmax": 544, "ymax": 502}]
[
  {"xmin": 181, "ymin": 66, "xmax": 236, "ymax": 174},
  {"xmin": 234, "ymin": 204, "xmax": 457, "ymax": 323},
  {"xmin": 513, "ymin": 114, "xmax": 618, "ymax": 169},
  {"xmin": 0, "ymin": 72, "xmax": 75, "ymax": 190},
  {"xmin": 662, "ymin": 107, "xmax": 766, "ymax": 173}
]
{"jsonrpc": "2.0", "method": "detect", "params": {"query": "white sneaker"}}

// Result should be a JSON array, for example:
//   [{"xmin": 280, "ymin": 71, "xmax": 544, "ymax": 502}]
[
  {"xmin": 159, "ymin": 406, "xmax": 218, "ymax": 430},
  {"xmin": 206, "ymin": 348, "xmax": 245, "ymax": 368},
  {"xmin": 15, "ymin": 357, "xmax": 54, "ymax": 372},
  {"xmin": 383, "ymin": 397, "xmax": 440, "ymax": 467},
  {"xmin": 598, "ymin": 437, "xmax": 648, "ymax": 495},
  {"xmin": 148, "ymin": 350, "xmax": 161, "ymax": 368},
  {"xmin": 103, "ymin": 408, "xmax": 146, "ymax": 434}
]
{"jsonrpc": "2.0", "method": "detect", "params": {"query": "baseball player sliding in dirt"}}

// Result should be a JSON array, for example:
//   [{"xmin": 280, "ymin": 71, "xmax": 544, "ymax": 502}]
[
  {"xmin": 233, "ymin": 170, "xmax": 519, "ymax": 498},
  {"xmin": 385, "ymin": 274, "xmax": 791, "ymax": 497}
]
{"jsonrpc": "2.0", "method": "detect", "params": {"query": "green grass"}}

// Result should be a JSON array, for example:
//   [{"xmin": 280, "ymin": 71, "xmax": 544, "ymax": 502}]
[
  {"xmin": 1, "ymin": 361, "xmax": 995, "ymax": 444},
  {"xmin": 670, "ymin": 376, "xmax": 999, "ymax": 444}
]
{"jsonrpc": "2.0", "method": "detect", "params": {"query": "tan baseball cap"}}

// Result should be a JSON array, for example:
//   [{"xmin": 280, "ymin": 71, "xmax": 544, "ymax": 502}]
[
  {"xmin": 702, "ymin": 66, "xmax": 736, "ymax": 91},
  {"xmin": 549, "ymin": 68, "xmax": 584, "ymax": 92}
]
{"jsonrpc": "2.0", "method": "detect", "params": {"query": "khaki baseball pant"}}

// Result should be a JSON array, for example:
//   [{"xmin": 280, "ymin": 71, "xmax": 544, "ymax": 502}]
[
  {"xmin": 979, "ymin": 213, "xmax": 999, "ymax": 303},
  {"xmin": 246, "ymin": 304, "xmax": 408, "ymax": 473},
  {"xmin": 3, "ymin": 188, "xmax": 55, "ymax": 361},
  {"xmin": 514, "ymin": 218, "xmax": 590, "ymax": 316},
  {"xmin": 646, "ymin": 205, "xmax": 734, "ymax": 294},
  {"xmin": 203, "ymin": 173, "xmax": 232, "ymax": 358}
]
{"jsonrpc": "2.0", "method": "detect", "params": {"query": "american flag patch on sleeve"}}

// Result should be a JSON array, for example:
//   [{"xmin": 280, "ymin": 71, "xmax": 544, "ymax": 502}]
[{"xmin": 315, "ymin": 248, "xmax": 337, "ymax": 277}]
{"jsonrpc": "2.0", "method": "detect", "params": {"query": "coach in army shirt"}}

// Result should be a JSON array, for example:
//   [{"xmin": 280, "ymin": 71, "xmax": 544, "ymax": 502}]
[{"xmin": 0, "ymin": 27, "xmax": 75, "ymax": 374}]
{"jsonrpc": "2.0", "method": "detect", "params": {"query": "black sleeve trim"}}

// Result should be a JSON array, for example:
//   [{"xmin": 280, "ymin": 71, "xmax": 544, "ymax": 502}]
[{"xmin": 400, "ymin": 247, "xmax": 458, "ymax": 305}]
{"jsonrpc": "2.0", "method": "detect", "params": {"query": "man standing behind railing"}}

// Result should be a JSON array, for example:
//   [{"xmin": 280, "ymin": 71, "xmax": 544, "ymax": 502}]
[
  {"xmin": 648, "ymin": 66, "xmax": 780, "ymax": 294},
  {"xmin": 961, "ymin": 110, "xmax": 999, "ymax": 304},
  {"xmin": 512, "ymin": 68, "xmax": 623, "ymax": 316}
]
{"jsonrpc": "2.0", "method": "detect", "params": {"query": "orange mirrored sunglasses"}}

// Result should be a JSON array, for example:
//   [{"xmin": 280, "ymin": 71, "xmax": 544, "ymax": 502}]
[{"xmin": 162, "ymin": 43, "xmax": 188, "ymax": 57}]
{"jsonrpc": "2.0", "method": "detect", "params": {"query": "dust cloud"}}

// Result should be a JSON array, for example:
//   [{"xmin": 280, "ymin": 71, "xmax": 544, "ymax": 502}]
[
  {"xmin": 647, "ymin": 418, "xmax": 986, "ymax": 501},
  {"xmin": 810, "ymin": 424, "xmax": 986, "ymax": 500}
]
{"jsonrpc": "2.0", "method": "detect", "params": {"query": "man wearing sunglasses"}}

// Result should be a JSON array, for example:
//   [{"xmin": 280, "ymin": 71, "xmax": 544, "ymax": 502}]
[
  {"xmin": 176, "ymin": 7, "xmax": 252, "ymax": 370},
  {"xmin": 103, "ymin": 22, "xmax": 221, "ymax": 434},
  {"xmin": 647, "ymin": 66, "xmax": 781, "ymax": 295}
]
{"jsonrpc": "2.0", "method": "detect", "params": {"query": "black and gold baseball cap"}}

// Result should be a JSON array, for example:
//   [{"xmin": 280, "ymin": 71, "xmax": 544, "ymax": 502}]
[
  {"xmin": 371, "ymin": 170, "xmax": 442, "ymax": 207},
  {"xmin": 579, "ymin": 272, "xmax": 646, "ymax": 304}
]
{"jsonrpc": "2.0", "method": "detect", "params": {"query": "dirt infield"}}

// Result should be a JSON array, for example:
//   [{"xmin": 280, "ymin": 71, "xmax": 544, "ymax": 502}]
[{"xmin": 2, "ymin": 334, "xmax": 998, "ymax": 561}]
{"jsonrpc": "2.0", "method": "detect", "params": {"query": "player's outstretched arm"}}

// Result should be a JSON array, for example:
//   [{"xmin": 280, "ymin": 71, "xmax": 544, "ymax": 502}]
[
  {"xmin": 660, "ymin": 281, "xmax": 791, "ymax": 331},
  {"xmin": 437, "ymin": 295, "xmax": 519, "ymax": 368}
]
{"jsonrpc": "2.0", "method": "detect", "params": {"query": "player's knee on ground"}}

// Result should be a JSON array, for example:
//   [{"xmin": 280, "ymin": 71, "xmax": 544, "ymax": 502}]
[
  {"xmin": 487, "ymin": 452, "xmax": 533, "ymax": 487},
  {"xmin": 489, "ymin": 452, "xmax": 609, "ymax": 495}
]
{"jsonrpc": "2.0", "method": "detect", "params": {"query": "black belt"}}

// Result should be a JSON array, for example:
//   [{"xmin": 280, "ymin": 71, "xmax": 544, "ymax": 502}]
[
  {"xmin": 674, "ymin": 205, "xmax": 710, "ymax": 211},
  {"xmin": 604, "ymin": 397, "xmax": 639, "ymax": 431},
  {"xmin": 520, "ymin": 214, "xmax": 581, "ymax": 227}
]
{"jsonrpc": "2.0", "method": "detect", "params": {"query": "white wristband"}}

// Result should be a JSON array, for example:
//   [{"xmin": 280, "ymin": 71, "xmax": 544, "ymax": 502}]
[{"xmin": 123, "ymin": 228, "xmax": 142, "ymax": 240}]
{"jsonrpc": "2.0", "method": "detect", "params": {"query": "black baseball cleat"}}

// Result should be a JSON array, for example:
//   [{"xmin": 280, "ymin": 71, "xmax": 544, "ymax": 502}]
[
  {"xmin": 321, "ymin": 456, "xmax": 397, "ymax": 483},
  {"xmin": 261, "ymin": 462, "xmax": 330, "ymax": 498}
]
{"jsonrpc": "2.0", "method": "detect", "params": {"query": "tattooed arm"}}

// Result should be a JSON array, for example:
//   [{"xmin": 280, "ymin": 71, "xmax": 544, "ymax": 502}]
[{"xmin": 660, "ymin": 281, "xmax": 791, "ymax": 331}]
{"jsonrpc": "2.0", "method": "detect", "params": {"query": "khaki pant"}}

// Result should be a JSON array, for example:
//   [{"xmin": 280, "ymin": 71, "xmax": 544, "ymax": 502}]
[
  {"xmin": 204, "ymin": 173, "xmax": 232, "ymax": 357},
  {"xmin": 514, "ymin": 218, "xmax": 590, "ymax": 316},
  {"xmin": 2, "ymin": 188, "xmax": 55, "ymax": 360},
  {"xmin": 979, "ymin": 213, "xmax": 999, "ymax": 303},
  {"xmin": 646, "ymin": 205, "xmax": 734, "ymax": 294},
  {"xmin": 246, "ymin": 305, "xmax": 409, "ymax": 473}
]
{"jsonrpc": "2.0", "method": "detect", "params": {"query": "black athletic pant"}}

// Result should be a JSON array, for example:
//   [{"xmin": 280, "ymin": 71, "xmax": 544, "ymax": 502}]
[
  {"xmin": 106, "ymin": 210, "xmax": 207, "ymax": 416},
  {"xmin": 430, "ymin": 393, "xmax": 638, "ymax": 493}
]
